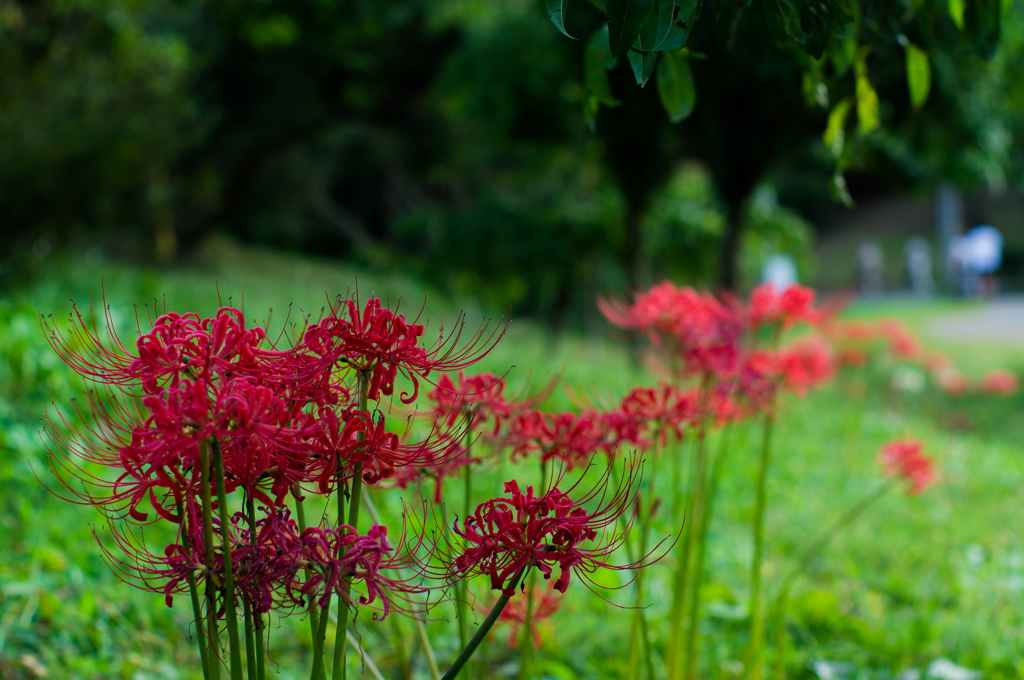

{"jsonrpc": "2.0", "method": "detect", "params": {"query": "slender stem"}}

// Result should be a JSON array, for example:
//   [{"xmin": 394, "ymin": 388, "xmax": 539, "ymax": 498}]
[
  {"xmin": 416, "ymin": 617, "xmax": 443, "ymax": 680},
  {"xmin": 666, "ymin": 434, "xmax": 696, "ymax": 680},
  {"xmin": 457, "ymin": 411, "xmax": 474, "ymax": 680},
  {"xmin": 198, "ymin": 440, "xmax": 222, "ymax": 680},
  {"xmin": 682, "ymin": 428, "xmax": 709, "ymax": 680},
  {"xmin": 519, "ymin": 570, "xmax": 537, "ymax": 680},
  {"xmin": 442, "ymin": 566, "xmax": 529, "ymax": 680},
  {"xmin": 244, "ymin": 602, "xmax": 257, "ymax": 680},
  {"xmin": 294, "ymin": 486, "xmax": 327, "ymax": 680},
  {"xmin": 211, "ymin": 440, "xmax": 243, "ymax": 680},
  {"xmin": 325, "ymin": 610, "xmax": 387, "ymax": 680},
  {"xmin": 333, "ymin": 369, "xmax": 369, "ymax": 680},
  {"xmin": 389, "ymin": 616, "xmax": 411, "ymax": 680},
  {"xmin": 668, "ymin": 427, "xmax": 704, "ymax": 680},
  {"xmin": 246, "ymin": 493, "xmax": 267, "ymax": 680},
  {"xmin": 179, "ymin": 501, "xmax": 209, "ymax": 680},
  {"xmin": 749, "ymin": 408, "xmax": 775, "ymax": 680},
  {"xmin": 360, "ymin": 487, "xmax": 442, "ymax": 680}
]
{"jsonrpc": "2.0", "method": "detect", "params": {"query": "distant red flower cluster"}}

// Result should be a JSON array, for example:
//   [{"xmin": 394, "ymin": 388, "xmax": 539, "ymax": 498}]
[{"xmin": 879, "ymin": 439, "xmax": 936, "ymax": 495}]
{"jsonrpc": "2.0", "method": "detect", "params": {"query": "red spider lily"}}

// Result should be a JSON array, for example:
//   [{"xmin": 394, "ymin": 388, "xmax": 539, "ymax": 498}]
[
  {"xmin": 101, "ymin": 504, "xmax": 432, "ymax": 622},
  {"xmin": 601, "ymin": 283, "xmax": 745, "ymax": 381},
  {"xmin": 978, "ymin": 369, "xmax": 1018, "ymax": 395},
  {"xmin": 935, "ymin": 367, "xmax": 970, "ymax": 395},
  {"xmin": 775, "ymin": 336, "xmax": 836, "ymax": 397},
  {"xmin": 299, "ymin": 296, "xmax": 507, "ymax": 404},
  {"xmin": 485, "ymin": 581, "xmax": 562, "ymax": 648},
  {"xmin": 878, "ymin": 439, "xmax": 937, "ymax": 495},
  {"xmin": 877, "ymin": 319, "xmax": 920, "ymax": 359},
  {"xmin": 440, "ymin": 458, "xmax": 669, "ymax": 596},
  {"xmin": 307, "ymin": 409, "xmax": 465, "ymax": 493},
  {"xmin": 297, "ymin": 522, "xmax": 432, "ymax": 620},
  {"xmin": 428, "ymin": 372, "xmax": 514, "ymax": 434},
  {"xmin": 391, "ymin": 438, "xmax": 473, "ymax": 504},
  {"xmin": 745, "ymin": 284, "xmax": 819, "ymax": 331},
  {"xmin": 617, "ymin": 382, "xmax": 700, "ymax": 445},
  {"xmin": 504, "ymin": 410, "xmax": 617, "ymax": 469}
]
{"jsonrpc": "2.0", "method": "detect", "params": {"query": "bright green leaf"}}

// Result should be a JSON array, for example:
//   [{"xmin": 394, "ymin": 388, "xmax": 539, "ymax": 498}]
[
  {"xmin": 823, "ymin": 97, "xmax": 852, "ymax": 157},
  {"xmin": 657, "ymin": 50, "xmax": 696, "ymax": 123},
  {"xmin": 607, "ymin": 0, "xmax": 656, "ymax": 59},
  {"xmin": 546, "ymin": 0, "xmax": 575, "ymax": 39},
  {"xmin": 905, "ymin": 42, "xmax": 931, "ymax": 109},
  {"xmin": 854, "ymin": 55, "xmax": 879, "ymax": 135},
  {"xmin": 949, "ymin": 0, "xmax": 965, "ymax": 29},
  {"xmin": 627, "ymin": 49, "xmax": 658, "ymax": 86}
]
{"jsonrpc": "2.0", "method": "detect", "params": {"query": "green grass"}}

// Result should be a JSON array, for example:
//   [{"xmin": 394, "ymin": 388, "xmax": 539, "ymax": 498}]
[{"xmin": 2, "ymin": 239, "xmax": 1024, "ymax": 679}]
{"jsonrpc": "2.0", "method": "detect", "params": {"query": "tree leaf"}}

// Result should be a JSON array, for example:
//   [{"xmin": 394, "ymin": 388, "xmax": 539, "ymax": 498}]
[
  {"xmin": 657, "ymin": 50, "xmax": 696, "ymax": 123},
  {"xmin": 584, "ymin": 26, "xmax": 619, "ymax": 130},
  {"xmin": 948, "ymin": 0, "xmax": 965, "ymax": 30},
  {"xmin": 854, "ymin": 55, "xmax": 879, "ymax": 135},
  {"xmin": 964, "ymin": 0, "xmax": 1000, "ymax": 60},
  {"xmin": 607, "ymin": 0, "xmax": 656, "ymax": 59},
  {"xmin": 627, "ymin": 49, "xmax": 658, "ymax": 86},
  {"xmin": 904, "ymin": 42, "xmax": 931, "ymax": 109},
  {"xmin": 547, "ymin": 0, "xmax": 576, "ymax": 39},
  {"xmin": 823, "ymin": 97, "xmax": 852, "ymax": 157},
  {"xmin": 635, "ymin": 0, "xmax": 675, "ymax": 52}
]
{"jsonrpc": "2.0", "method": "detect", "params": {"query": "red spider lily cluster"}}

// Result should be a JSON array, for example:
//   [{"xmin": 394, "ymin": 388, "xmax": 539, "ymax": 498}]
[
  {"xmin": 879, "ymin": 439, "xmax": 937, "ymax": 495},
  {"xmin": 42, "ymin": 293, "xmax": 678, "ymax": 675},
  {"xmin": 41, "ymin": 298, "xmax": 516, "ymax": 627},
  {"xmin": 38, "ymin": 279, "xmax": 978, "ymax": 675}
]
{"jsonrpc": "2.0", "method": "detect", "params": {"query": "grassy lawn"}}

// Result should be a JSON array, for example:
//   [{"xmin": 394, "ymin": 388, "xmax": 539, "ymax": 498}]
[{"xmin": 2, "ymin": 240, "xmax": 1023, "ymax": 679}]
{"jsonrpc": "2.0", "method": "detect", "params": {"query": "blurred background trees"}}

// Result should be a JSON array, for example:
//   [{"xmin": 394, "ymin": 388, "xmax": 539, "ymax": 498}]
[{"xmin": 2, "ymin": 0, "xmax": 1022, "ymax": 325}]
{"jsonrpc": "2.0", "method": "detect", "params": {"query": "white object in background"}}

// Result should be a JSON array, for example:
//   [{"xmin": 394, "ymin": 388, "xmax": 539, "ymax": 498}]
[
  {"xmin": 762, "ymin": 254, "xmax": 798, "ymax": 291},
  {"xmin": 926, "ymin": 658, "xmax": 981, "ymax": 680},
  {"xmin": 963, "ymin": 225, "xmax": 1003, "ymax": 274}
]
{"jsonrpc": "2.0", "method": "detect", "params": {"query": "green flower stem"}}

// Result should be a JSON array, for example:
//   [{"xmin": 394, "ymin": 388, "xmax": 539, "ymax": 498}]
[
  {"xmin": 667, "ymin": 426, "xmax": 705, "ymax": 680},
  {"xmin": 442, "ymin": 566, "xmax": 529, "ymax": 680},
  {"xmin": 177, "ymin": 500, "xmax": 210, "ymax": 680},
  {"xmin": 768, "ymin": 481, "xmax": 894, "ymax": 680},
  {"xmin": 246, "ymin": 493, "xmax": 267, "ymax": 680},
  {"xmin": 457, "ymin": 410, "xmax": 474, "ymax": 680},
  {"xmin": 294, "ymin": 486, "xmax": 327, "ymax": 680},
  {"xmin": 748, "ymin": 409, "xmax": 775, "ymax": 680},
  {"xmin": 211, "ymin": 439, "xmax": 244, "ymax": 680},
  {"xmin": 244, "ymin": 602, "xmax": 257, "ymax": 680},
  {"xmin": 416, "ymin": 617, "xmax": 443, "ymax": 680},
  {"xmin": 360, "ymin": 486, "xmax": 441, "ymax": 680},
  {"xmin": 519, "ymin": 569, "xmax": 536, "ymax": 680},
  {"xmin": 682, "ymin": 428, "xmax": 709, "ymax": 680},
  {"xmin": 333, "ymin": 368, "xmax": 370, "ymax": 680},
  {"xmin": 198, "ymin": 440, "xmax": 221, "ymax": 680},
  {"xmin": 667, "ymin": 432, "xmax": 700, "ymax": 675}
]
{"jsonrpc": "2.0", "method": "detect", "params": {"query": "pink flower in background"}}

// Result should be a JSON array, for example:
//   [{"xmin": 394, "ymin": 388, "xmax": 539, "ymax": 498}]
[
  {"xmin": 775, "ymin": 336, "xmax": 835, "ymax": 397},
  {"xmin": 489, "ymin": 581, "xmax": 562, "ymax": 648},
  {"xmin": 978, "ymin": 369, "xmax": 1018, "ymax": 395},
  {"xmin": 935, "ymin": 367, "xmax": 969, "ymax": 395},
  {"xmin": 745, "ymin": 283, "xmax": 818, "ymax": 331},
  {"xmin": 879, "ymin": 439, "xmax": 936, "ymax": 495}
]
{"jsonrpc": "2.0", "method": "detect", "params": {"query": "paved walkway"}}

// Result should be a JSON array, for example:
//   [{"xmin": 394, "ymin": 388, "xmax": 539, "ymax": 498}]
[{"xmin": 925, "ymin": 296, "xmax": 1024, "ymax": 344}]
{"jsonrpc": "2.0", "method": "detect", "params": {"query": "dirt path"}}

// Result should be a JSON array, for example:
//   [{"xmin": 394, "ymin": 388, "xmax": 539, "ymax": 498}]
[{"xmin": 925, "ymin": 296, "xmax": 1024, "ymax": 344}]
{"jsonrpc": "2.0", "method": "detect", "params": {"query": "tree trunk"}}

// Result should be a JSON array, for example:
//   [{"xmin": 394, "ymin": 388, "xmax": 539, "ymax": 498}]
[{"xmin": 718, "ymin": 199, "xmax": 743, "ymax": 292}]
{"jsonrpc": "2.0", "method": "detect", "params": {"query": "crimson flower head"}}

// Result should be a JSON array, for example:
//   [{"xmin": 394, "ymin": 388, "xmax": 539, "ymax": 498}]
[
  {"xmin": 978, "ymin": 369, "xmax": 1018, "ymax": 396},
  {"xmin": 300, "ymin": 296, "xmax": 507, "ymax": 404},
  {"xmin": 443, "ymin": 459, "xmax": 667, "ymax": 596},
  {"xmin": 745, "ymin": 283, "xmax": 818, "ymax": 331},
  {"xmin": 878, "ymin": 439, "xmax": 937, "ymax": 495},
  {"xmin": 775, "ymin": 336, "xmax": 836, "ymax": 397}
]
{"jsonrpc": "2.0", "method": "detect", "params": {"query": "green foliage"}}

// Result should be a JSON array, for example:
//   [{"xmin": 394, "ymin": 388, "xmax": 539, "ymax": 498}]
[
  {"xmin": 905, "ymin": 42, "xmax": 932, "ymax": 110},
  {"xmin": 656, "ymin": 50, "xmax": 696, "ymax": 122}
]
